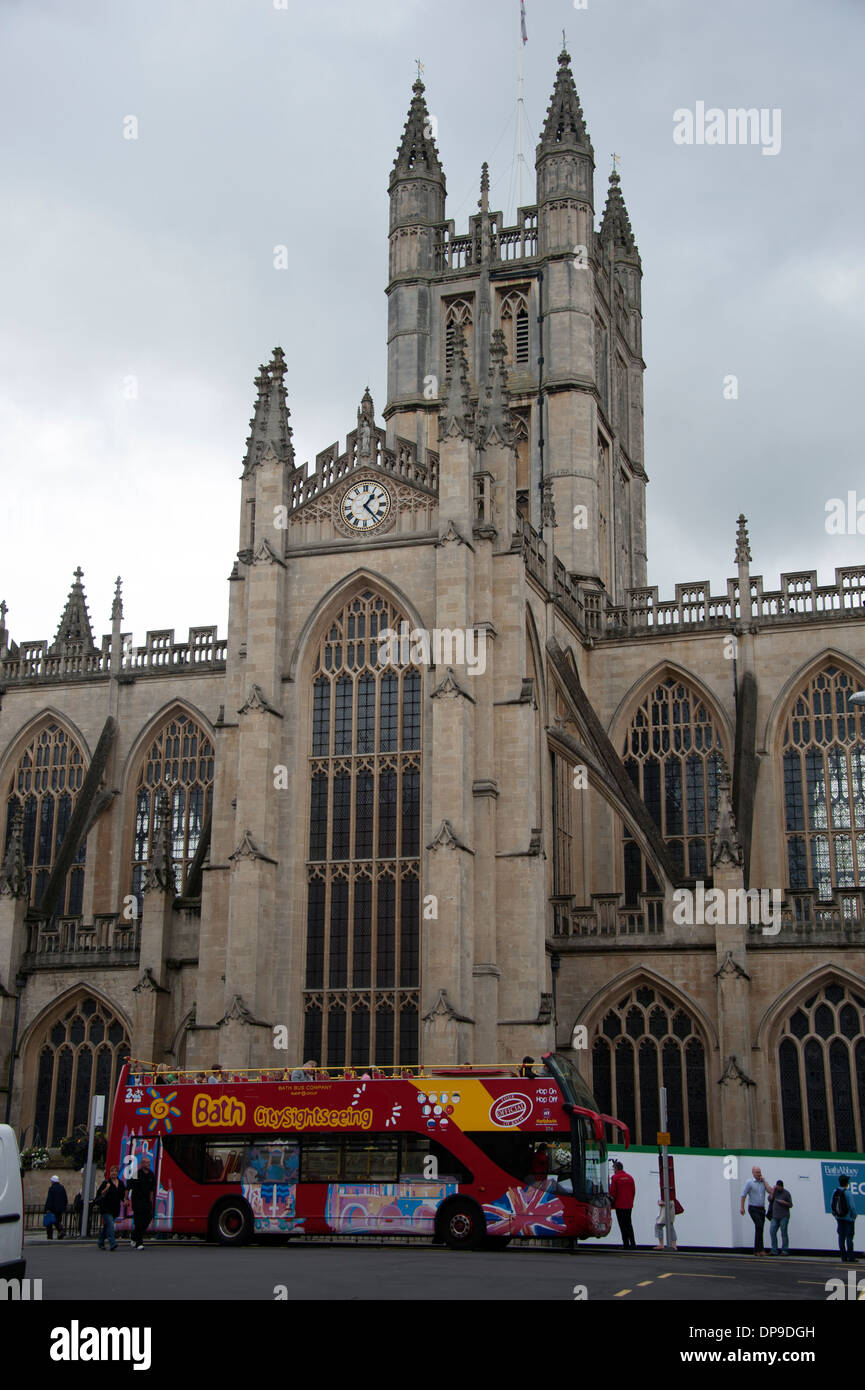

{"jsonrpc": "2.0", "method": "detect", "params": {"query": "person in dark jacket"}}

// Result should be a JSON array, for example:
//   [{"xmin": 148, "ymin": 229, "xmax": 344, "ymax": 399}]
[
  {"xmin": 44, "ymin": 1175, "xmax": 69, "ymax": 1239},
  {"xmin": 768, "ymin": 1179, "xmax": 793, "ymax": 1255},
  {"xmin": 127, "ymin": 1158, "xmax": 157, "ymax": 1249},
  {"xmin": 95, "ymin": 1165, "xmax": 126, "ymax": 1251}
]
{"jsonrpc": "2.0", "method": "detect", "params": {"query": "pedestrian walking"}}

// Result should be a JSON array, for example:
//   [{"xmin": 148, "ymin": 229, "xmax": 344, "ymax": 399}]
[
  {"xmin": 43, "ymin": 1175, "xmax": 68, "ymax": 1240},
  {"xmin": 95, "ymin": 1165, "xmax": 126, "ymax": 1251},
  {"xmin": 768, "ymin": 1178, "xmax": 793, "ymax": 1255},
  {"xmin": 831, "ymin": 1173, "xmax": 857, "ymax": 1263},
  {"xmin": 610, "ymin": 1160, "xmax": 637, "ymax": 1248},
  {"xmin": 127, "ymin": 1157, "xmax": 157, "ymax": 1250},
  {"xmin": 740, "ymin": 1165, "xmax": 772, "ymax": 1254}
]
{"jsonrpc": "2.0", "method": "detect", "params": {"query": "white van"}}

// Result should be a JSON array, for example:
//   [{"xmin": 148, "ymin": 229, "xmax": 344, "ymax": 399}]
[{"xmin": 0, "ymin": 1124, "xmax": 25, "ymax": 1280}]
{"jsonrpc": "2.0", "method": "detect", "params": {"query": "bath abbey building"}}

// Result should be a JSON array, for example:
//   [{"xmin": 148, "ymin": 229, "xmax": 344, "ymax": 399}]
[{"xmin": 1, "ymin": 50, "xmax": 863, "ymax": 1156}]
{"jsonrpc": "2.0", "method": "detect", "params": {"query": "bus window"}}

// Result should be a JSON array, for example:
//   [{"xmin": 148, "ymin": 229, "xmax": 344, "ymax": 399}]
[
  {"xmin": 203, "ymin": 1143, "xmax": 245, "ymax": 1182},
  {"xmin": 342, "ymin": 1136, "xmax": 400, "ymax": 1182},
  {"xmin": 465, "ymin": 1132, "xmax": 534, "ymax": 1181},
  {"xmin": 399, "ymin": 1135, "xmax": 473, "ymax": 1183},
  {"xmin": 301, "ymin": 1139, "xmax": 341, "ymax": 1183},
  {"xmin": 162, "ymin": 1135, "xmax": 205, "ymax": 1182}
]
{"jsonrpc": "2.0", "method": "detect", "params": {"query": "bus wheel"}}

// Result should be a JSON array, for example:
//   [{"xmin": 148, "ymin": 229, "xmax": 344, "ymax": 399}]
[
  {"xmin": 484, "ymin": 1235, "xmax": 511, "ymax": 1250},
  {"xmin": 439, "ymin": 1200, "xmax": 483, "ymax": 1251},
  {"xmin": 210, "ymin": 1199, "xmax": 252, "ymax": 1247}
]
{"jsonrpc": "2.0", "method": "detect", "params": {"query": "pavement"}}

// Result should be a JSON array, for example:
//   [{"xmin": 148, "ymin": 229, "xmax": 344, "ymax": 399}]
[{"xmin": 19, "ymin": 1237, "xmax": 865, "ymax": 1301}]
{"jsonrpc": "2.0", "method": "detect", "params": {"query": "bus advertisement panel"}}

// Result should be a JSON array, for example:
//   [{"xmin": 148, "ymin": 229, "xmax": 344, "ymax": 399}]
[{"xmin": 106, "ymin": 1053, "xmax": 627, "ymax": 1250}]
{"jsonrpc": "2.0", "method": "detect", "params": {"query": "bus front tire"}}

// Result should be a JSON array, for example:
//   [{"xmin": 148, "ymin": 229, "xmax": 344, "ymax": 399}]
[
  {"xmin": 210, "ymin": 1199, "xmax": 253, "ymax": 1247},
  {"xmin": 438, "ymin": 1200, "xmax": 484, "ymax": 1251}
]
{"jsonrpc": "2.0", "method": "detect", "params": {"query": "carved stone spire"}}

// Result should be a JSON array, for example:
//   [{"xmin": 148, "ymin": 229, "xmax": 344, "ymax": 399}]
[
  {"xmin": 439, "ymin": 325, "xmax": 474, "ymax": 440},
  {"xmin": 712, "ymin": 768, "xmax": 743, "ymax": 868},
  {"xmin": 735, "ymin": 514, "xmax": 752, "ymax": 566},
  {"xmin": 479, "ymin": 329, "xmax": 513, "ymax": 448},
  {"xmin": 537, "ymin": 47, "xmax": 592, "ymax": 155},
  {"xmin": 391, "ymin": 74, "xmax": 444, "ymax": 182},
  {"xmin": 599, "ymin": 169, "xmax": 639, "ymax": 258},
  {"xmin": 48, "ymin": 568, "xmax": 97, "ymax": 658},
  {"xmin": 0, "ymin": 599, "xmax": 7, "ymax": 654},
  {"xmin": 0, "ymin": 806, "xmax": 27, "ymax": 898},
  {"xmin": 111, "ymin": 576, "xmax": 123, "ymax": 622},
  {"xmin": 143, "ymin": 790, "xmax": 177, "ymax": 895},
  {"xmin": 242, "ymin": 348, "xmax": 294, "ymax": 474}
]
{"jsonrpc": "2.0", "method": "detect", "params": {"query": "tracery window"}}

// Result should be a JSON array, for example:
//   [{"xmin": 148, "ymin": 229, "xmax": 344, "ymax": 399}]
[
  {"xmin": 781, "ymin": 664, "xmax": 865, "ymax": 901},
  {"xmin": 131, "ymin": 712, "xmax": 214, "ymax": 911},
  {"xmin": 591, "ymin": 985, "xmax": 709, "ymax": 1146},
  {"xmin": 513, "ymin": 409, "xmax": 530, "ymax": 500},
  {"xmin": 500, "ymin": 290, "xmax": 530, "ymax": 366},
  {"xmin": 305, "ymin": 589, "xmax": 421, "ymax": 1067},
  {"xmin": 444, "ymin": 299, "xmax": 473, "ymax": 377},
  {"xmin": 622, "ymin": 678, "xmax": 726, "ymax": 902},
  {"xmin": 31, "ymin": 995, "xmax": 129, "ymax": 1146},
  {"xmin": 778, "ymin": 982, "xmax": 865, "ymax": 1152},
  {"xmin": 4, "ymin": 722, "xmax": 86, "ymax": 918}
]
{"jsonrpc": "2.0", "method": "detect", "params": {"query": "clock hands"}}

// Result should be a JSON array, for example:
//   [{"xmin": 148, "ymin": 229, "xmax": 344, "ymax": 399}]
[{"xmin": 362, "ymin": 496, "xmax": 380, "ymax": 520}]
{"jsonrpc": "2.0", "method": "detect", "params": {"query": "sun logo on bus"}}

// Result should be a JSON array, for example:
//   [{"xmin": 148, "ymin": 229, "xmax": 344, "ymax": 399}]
[
  {"xmin": 385, "ymin": 1103, "xmax": 402, "ymax": 1128},
  {"xmin": 136, "ymin": 1087, "xmax": 181, "ymax": 1134}
]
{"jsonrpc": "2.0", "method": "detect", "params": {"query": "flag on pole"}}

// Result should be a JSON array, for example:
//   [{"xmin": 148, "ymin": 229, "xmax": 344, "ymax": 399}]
[{"xmin": 520, "ymin": 1, "xmax": 527, "ymax": 45}]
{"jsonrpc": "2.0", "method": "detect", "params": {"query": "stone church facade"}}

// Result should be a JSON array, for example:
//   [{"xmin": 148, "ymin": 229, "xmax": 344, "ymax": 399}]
[{"xmin": 1, "ymin": 50, "xmax": 863, "ymax": 1155}]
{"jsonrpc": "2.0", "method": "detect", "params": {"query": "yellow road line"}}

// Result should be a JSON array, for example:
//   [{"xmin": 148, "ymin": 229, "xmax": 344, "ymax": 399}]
[
  {"xmin": 614, "ymin": 1289, "xmax": 631, "ymax": 1297},
  {"xmin": 658, "ymin": 1272, "xmax": 674, "ymax": 1279},
  {"xmin": 664, "ymin": 1273, "xmax": 736, "ymax": 1280},
  {"xmin": 637, "ymin": 1280, "xmax": 653, "ymax": 1286}
]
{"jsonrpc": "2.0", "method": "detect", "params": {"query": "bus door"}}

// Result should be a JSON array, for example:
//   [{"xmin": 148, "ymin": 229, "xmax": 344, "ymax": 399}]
[{"xmin": 116, "ymin": 1134, "xmax": 173, "ymax": 1232}]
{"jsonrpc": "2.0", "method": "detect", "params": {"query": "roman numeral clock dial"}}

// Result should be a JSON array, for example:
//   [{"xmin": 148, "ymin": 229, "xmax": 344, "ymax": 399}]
[{"xmin": 339, "ymin": 480, "xmax": 392, "ymax": 533}]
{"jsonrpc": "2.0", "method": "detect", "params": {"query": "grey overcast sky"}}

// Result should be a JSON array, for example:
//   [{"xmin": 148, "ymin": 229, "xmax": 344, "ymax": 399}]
[{"xmin": 1, "ymin": 0, "xmax": 863, "ymax": 646}]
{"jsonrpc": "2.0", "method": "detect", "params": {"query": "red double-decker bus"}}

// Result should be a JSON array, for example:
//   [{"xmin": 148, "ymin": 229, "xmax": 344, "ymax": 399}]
[{"xmin": 106, "ymin": 1052, "xmax": 628, "ymax": 1249}]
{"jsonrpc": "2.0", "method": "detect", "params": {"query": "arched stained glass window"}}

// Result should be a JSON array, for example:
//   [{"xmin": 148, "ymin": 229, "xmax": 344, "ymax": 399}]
[
  {"xmin": 780, "ymin": 664, "xmax": 865, "ymax": 902},
  {"xmin": 591, "ymin": 985, "xmax": 709, "ymax": 1146},
  {"xmin": 777, "ymin": 982, "xmax": 865, "ymax": 1152},
  {"xmin": 304, "ymin": 589, "xmax": 421, "ymax": 1067},
  {"xmin": 621, "ymin": 678, "xmax": 726, "ymax": 903},
  {"xmin": 28, "ymin": 995, "xmax": 129, "ymax": 1146},
  {"xmin": 4, "ymin": 722, "xmax": 87, "ymax": 918},
  {"xmin": 130, "ymin": 712, "xmax": 214, "ymax": 911}
]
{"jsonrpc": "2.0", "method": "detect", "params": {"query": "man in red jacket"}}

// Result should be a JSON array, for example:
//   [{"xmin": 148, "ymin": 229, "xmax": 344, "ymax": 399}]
[{"xmin": 610, "ymin": 1160, "xmax": 637, "ymax": 1248}]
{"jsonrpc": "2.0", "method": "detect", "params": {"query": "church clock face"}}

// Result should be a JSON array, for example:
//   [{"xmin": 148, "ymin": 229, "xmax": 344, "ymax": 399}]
[{"xmin": 340, "ymin": 479, "xmax": 392, "ymax": 532}]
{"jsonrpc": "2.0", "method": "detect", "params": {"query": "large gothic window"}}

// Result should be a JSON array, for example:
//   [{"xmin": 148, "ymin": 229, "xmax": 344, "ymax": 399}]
[
  {"xmin": 4, "ymin": 722, "xmax": 86, "ymax": 918},
  {"xmin": 778, "ymin": 982, "xmax": 865, "ymax": 1152},
  {"xmin": 781, "ymin": 664, "xmax": 865, "ymax": 901},
  {"xmin": 622, "ymin": 678, "xmax": 726, "ymax": 902},
  {"xmin": 591, "ymin": 985, "xmax": 710, "ymax": 1147},
  {"xmin": 31, "ymin": 994, "xmax": 129, "ymax": 1146},
  {"xmin": 304, "ymin": 590, "xmax": 421, "ymax": 1068},
  {"xmin": 131, "ymin": 712, "xmax": 214, "ymax": 911}
]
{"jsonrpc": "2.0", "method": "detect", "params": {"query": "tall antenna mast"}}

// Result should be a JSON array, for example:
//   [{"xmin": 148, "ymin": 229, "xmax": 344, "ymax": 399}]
[{"xmin": 518, "ymin": 1, "xmax": 528, "ymax": 210}]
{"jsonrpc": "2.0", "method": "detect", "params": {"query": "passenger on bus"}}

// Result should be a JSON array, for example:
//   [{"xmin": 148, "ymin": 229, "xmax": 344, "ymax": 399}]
[
  {"xmin": 290, "ymin": 1060, "xmax": 317, "ymax": 1081},
  {"xmin": 520, "ymin": 1056, "xmax": 537, "ymax": 1079},
  {"xmin": 206, "ymin": 1065, "xmax": 222, "ymax": 1083}
]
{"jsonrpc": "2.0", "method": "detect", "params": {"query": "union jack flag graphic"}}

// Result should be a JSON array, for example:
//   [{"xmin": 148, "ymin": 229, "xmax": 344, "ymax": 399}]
[{"xmin": 483, "ymin": 1185, "xmax": 567, "ymax": 1238}]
